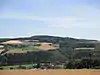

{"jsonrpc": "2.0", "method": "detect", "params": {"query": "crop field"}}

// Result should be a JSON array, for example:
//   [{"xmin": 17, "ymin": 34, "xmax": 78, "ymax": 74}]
[
  {"xmin": 0, "ymin": 40, "xmax": 58, "ymax": 54},
  {"xmin": 6, "ymin": 47, "xmax": 39, "ymax": 54},
  {"xmin": 0, "ymin": 69, "xmax": 100, "ymax": 75},
  {"xmin": 35, "ymin": 42, "xmax": 58, "ymax": 50}
]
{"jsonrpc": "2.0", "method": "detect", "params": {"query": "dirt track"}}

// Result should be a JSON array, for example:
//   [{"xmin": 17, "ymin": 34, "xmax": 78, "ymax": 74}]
[{"xmin": 0, "ymin": 70, "xmax": 100, "ymax": 75}]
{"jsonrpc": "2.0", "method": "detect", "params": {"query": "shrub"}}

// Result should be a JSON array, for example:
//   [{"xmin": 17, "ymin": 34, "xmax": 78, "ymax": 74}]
[
  {"xmin": 0, "ymin": 67, "xmax": 3, "ymax": 70},
  {"xmin": 10, "ymin": 67, "xmax": 13, "ymax": 69}
]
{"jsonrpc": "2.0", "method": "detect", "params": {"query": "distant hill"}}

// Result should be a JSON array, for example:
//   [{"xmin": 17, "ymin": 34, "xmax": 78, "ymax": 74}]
[
  {"xmin": 0, "ymin": 35, "xmax": 97, "ymax": 43},
  {"xmin": 0, "ymin": 35, "xmax": 100, "ymax": 66}
]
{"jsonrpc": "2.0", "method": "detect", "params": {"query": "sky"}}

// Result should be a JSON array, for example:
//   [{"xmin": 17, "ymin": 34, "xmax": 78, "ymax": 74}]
[{"xmin": 0, "ymin": 0, "xmax": 100, "ymax": 40}]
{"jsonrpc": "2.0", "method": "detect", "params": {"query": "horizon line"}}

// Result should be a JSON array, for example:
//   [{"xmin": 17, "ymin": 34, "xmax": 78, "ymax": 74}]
[{"xmin": 0, "ymin": 35, "xmax": 98, "ymax": 41}]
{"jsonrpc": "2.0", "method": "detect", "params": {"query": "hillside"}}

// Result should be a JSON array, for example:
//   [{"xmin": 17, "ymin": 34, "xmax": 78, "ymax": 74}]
[
  {"xmin": 0, "ymin": 35, "xmax": 99, "ymax": 55},
  {"xmin": 0, "ymin": 35, "xmax": 100, "ymax": 69}
]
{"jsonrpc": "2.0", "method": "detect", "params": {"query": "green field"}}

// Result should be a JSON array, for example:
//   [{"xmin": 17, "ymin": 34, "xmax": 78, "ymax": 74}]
[
  {"xmin": 0, "ymin": 64, "xmax": 34, "ymax": 69},
  {"xmin": 1, "ymin": 41, "xmax": 58, "ymax": 54}
]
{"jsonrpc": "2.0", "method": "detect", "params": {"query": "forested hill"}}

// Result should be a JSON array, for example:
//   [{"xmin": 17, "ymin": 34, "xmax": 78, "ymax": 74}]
[{"xmin": 0, "ymin": 35, "xmax": 97, "ymax": 43}]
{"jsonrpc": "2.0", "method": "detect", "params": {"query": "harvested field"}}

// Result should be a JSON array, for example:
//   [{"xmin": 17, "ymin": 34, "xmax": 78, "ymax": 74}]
[
  {"xmin": 35, "ymin": 42, "xmax": 58, "ymax": 50},
  {"xmin": 0, "ymin": 70, "xmax": 100, "ymax": 75},
  {"xmin": 1, "ymin": 40, "xmax": 23, "ymax": 44}
]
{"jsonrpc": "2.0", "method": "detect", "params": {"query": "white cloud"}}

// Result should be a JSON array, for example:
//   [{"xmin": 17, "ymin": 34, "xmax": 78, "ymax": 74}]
[
  {"xmin": 0, "ymin": 14, "xmax": 83, "ymax": 28},
  {"xmin": 45, "ymin": 5, "xmax": 100, "ymax": 28},
  {"xmin": 0, "ymin": 5, "xmax": 100, "ymax": 28}
]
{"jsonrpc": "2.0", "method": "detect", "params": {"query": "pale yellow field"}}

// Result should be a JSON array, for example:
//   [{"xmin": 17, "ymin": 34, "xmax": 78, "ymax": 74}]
[
  {"xmin": 35, "ymin": 42, "xmax": 58, "ymax": 50},
  {"xmin": 1, "ymin": 40, "xmax": 23, "ymax": 44},
  {"xmin": 0, "ymin": 69, "xmax": 100, "ymax": 75}
]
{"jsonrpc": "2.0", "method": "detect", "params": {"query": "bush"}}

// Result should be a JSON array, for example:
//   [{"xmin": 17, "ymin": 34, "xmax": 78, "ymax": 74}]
[
  {"xmin": 34, "ymin": 44, "xmax": 41, "ymax": 46},
  {"xmin": 10, "ymin": 67, "xmax": 13, "ymax": 70},
  {"xmin": 0, "ymin": 67, "xmax": 3, "ymax": 70}
]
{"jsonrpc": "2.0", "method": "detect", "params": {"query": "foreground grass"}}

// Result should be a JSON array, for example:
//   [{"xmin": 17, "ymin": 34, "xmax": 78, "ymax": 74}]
[{"xmin": 0, "ymin": 69, "xmax": 100, "ymax": 75}]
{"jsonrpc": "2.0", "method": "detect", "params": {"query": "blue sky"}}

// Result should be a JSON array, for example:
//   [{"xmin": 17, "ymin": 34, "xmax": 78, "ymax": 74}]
[{"xmin": 0, "ymin": 0, "xmax": 100, "ymax": 40}]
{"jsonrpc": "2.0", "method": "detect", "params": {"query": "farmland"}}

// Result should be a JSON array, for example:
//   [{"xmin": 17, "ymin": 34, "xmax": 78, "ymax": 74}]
[
  {"xmin": 0, "ymin": 35, "xmax": 100, "ymax": 69},
  {"xmin": 35, "ymin": 42, "xmax": 58, "ymax": 50},
  {"xmin": 0, "ymin": 40, "xmax": 58, "ymax": 54}
]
